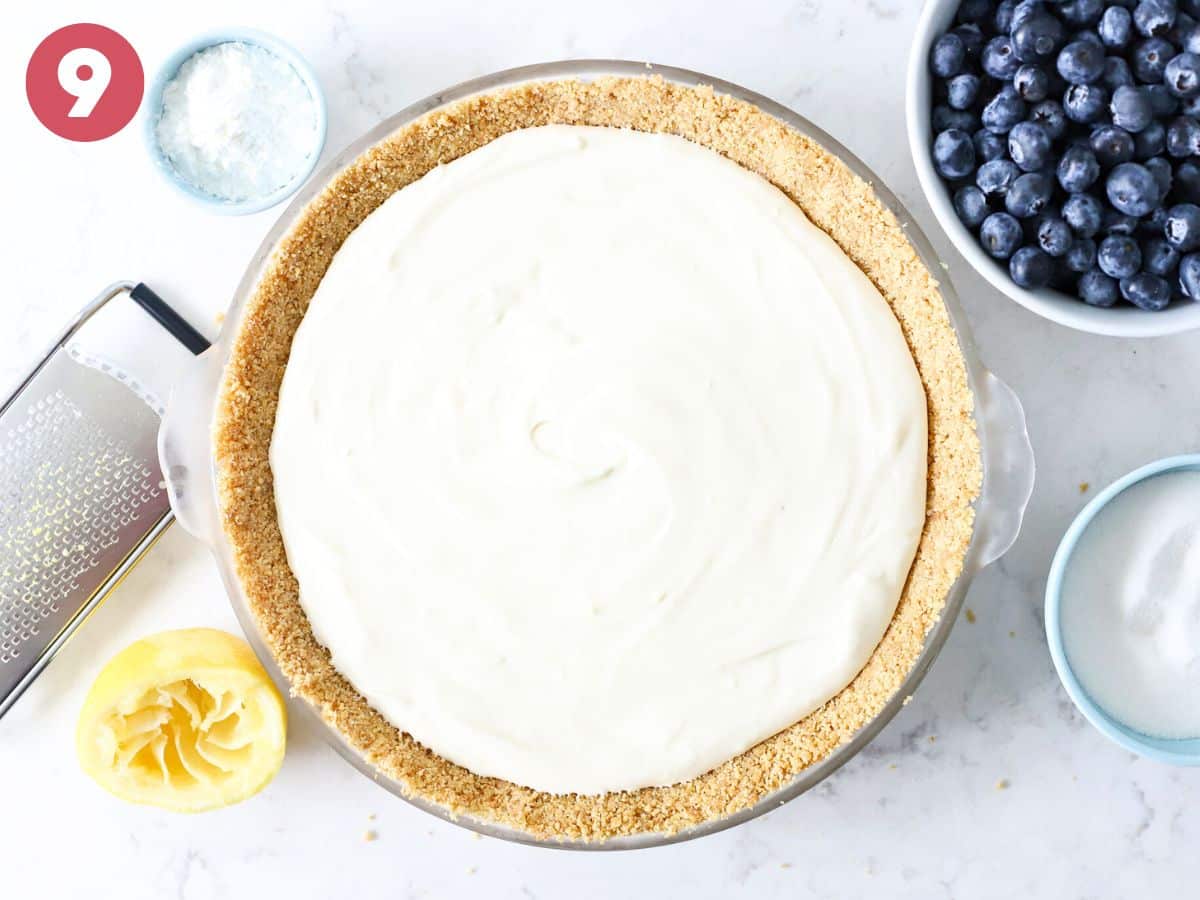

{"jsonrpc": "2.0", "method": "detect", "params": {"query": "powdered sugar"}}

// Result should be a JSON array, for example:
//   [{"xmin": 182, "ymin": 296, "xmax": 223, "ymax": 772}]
[{"xmin": 155, "ymin": 42, "xmax": 318, "ymax": 202}]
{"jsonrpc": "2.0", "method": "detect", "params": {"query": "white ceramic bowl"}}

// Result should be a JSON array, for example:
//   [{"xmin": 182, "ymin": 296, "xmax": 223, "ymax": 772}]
[{"xmin": 905, "ymin": 0, "xmax": 1200, "ymax": 337}]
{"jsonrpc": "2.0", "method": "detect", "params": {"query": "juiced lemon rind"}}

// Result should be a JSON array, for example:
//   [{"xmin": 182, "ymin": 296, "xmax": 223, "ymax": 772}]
[{"xmin": 77, "ymin": 628, "xmax": 287, "ymax": 813}]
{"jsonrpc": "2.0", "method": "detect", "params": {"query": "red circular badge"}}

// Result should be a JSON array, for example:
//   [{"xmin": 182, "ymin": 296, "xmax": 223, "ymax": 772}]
[{"xmin": 26, "ymin": 24, "xmax": 143, "ymax": 142}]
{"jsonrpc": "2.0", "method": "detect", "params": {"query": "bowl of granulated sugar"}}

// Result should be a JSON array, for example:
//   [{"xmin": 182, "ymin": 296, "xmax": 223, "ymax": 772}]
[
  {"xmin": 1047, "ymin": 454, "xmax": 1200, "ymax": 766},
  {"xmin": 144, "ymin": 29, "xmax": 326, "ymax": 214}
]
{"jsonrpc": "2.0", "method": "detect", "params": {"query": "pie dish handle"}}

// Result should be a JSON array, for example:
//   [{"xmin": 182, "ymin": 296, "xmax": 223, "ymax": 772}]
[
  {"xmin": 158, "ymin": 344, "xmax": 226, "ymax": 545},
  {"xmin": 969, "ymin": 369, "xmax": 1035, "ymax": 570}
]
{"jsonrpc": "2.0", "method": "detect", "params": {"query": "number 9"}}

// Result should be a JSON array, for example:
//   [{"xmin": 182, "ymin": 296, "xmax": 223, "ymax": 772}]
[{"xmin": 57, "ymin": 47, "xmax": 111, "ymax": 118}]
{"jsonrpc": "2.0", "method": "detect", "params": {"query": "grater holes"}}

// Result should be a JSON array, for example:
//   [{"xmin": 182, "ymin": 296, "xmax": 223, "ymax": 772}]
[{"xmin": 0, "ymin": 389, "xmax": 161, "ymax": 660}]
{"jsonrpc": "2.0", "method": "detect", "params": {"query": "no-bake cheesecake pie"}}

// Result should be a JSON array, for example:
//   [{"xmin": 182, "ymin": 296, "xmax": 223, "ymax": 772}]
[{"xmin": 213, "ymin": 76, "xmax": 981, "ymax": 841}]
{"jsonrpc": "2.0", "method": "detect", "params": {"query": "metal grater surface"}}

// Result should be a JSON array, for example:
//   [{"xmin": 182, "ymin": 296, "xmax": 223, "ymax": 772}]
[{"xmin": 0, "ymin": 282, "xmax": 206, "ymax": 718}]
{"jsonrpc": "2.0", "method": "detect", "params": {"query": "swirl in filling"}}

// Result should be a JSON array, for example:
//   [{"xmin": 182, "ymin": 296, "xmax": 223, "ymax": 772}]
[{"xmin": 272, "ymin": 125, "xmax": 927, "ymax": 794}]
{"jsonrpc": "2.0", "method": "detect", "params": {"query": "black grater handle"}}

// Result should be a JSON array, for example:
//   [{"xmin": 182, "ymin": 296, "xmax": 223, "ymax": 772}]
[{"xmin": 130, "ymin": 283, "xmax": 211, "ymax": 356}]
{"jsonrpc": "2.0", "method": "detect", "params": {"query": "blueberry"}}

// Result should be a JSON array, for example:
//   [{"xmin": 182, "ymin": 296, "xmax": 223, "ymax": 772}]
[
  {"xmin": 1098, "ymin": 234, "xmax": 1144, "ymax": 276},
  {"xmin": 1133, "ymin": 0, "xmax": 1177, "ymax": 37},
  {"xmin": 930, "ymin": 33, "xmax": 967, "ymax": 78},
  {"xmin": 1063, "ymin": 83, "xmax": 1109, "ymax": 122},
  {"xmin": 1102, "ymin": 207, "xmax": 1141, "ymax": 234},
  {"xmin": 1031, "ymin": 99, "xmax": 1070, "ymax": 139},
  {"xmin": 1037, "ymin": 216, "xmax": 1073, "ymax": 256},
  {"xmin": 994, "ymin": 0, "xmax": 1018, "ymax": 35},
  {"xmin": 1141, "ymin": 204, "xmax": 1171, "ymax": 235},
  {"xmin": 1006, "ymin": 171, "xmax": 1055, "ymax": 217},
  {"xmin": 1103, "ymin": 55, "xmax": 1136, "ymax": 89},
  {"xmin": 1057, "ymin": 39, "xmax": 1106, "ymax": 83},
  {"xmin": 982, "ymin": 85, "xmax": 1029, "ymax": 133},
  {"xmin": 974, "ymin": 128, "xmax": 1008, "ymax": 161},
  {"xmin": 980, "ymin": 212, "xmax": 1025, "ymax": 258},
  {"xmin": 1166, "ymin": 53, "xmax": 1200, "ymax": 100},
  {"xmin": 1059, "ymin": 0, "xmax": 1105, "ymax": 27},
  {"xmin": 1142, "ymin": 236, "xmax": 1181, "ymax": 274},
  {"xmin": 934, "ymin": 129, "xmax": 976, "ymax": 181},
  {"xmin": 1164, "ymin": 202, "xmax": 1200, "ymax": 250},
  {"xmin": 1167, "ymin": 115, "xmax": 1200, "ymax": 155},
  {"xmin": 1014, "ymin": 14, "xmax": 1064, "ymax": 61},
  {"xmin": 947, "ymin": 74, "xmax": 981, "ymax": 110},
  {"xmin": 1110, "ymin": 85, "xmax": 1154, "ymax": 132},
  {"xmin": 983, "ymin": 36, "xmax": 1022, "ymax": 79},
  {"xmin": 1185, "ymin": 24, "xmax": 1200, "ymax": 53},
  {"xmin": 1179, "ymin": 252, "xmax": 1200, "ymax": 296},
  {"xmin": 1078, "ymin": 269, "xmax": 1121, "ymax": 305},
  {"xmin": 1176, "ymin": 160, "xmax": 1200, "ymax": 200},
  {"xmin": 1143, "ymin": 83, "xmax": 1181, "ymax": 115},
  {"xmin": 933, "ymin": 105, "xmax": 978, "ymax": 133},
  {"xmin": 954, "ymin": 185, "xmax": 991, "ymax": 228},
  {"xmin": 1009, "ymin": 246, "xmax": 1055, "ymax": 287},
  {"xmin": 1145, "ymin": 155, "xmax": 1174, "ymax": 193},
  {"xmin": 1091, "ymin": 125, "xmax": 1137, "ymax": 166},
  {"xmin": 956, "ymin": 0, "xmax": 991, "ymax": 25},
  {"xmin": 1014, "ymin": 65, "xmax": 1051, "ymax": 102},
  {"xmin": 1066, "ymin": 238, "xmax": 1099, "ymax": 271},
  {"xmin": 1120, "ymin": 271, "xmax": 1172, "ymax": 308},
  {"xmin": 1057, "ymin": 145, "xmax": 1101, "ymax": 191},
  {"xmin": 1183, "ymin": 93, "xmax": 1200, "ymax": 115},
  {"xmin": 1100, "ymin": 5, "xmax": 1135, "ymax": 46},
  {"xmin": 1064, "ymin": 192, "xmax": 1105, "ymax": 235},
  {"xmin": 954, "ymin": 24, "xmax": 986, "ymax": 61},
  {"xmin": 1009, "ymin": 120, "xmax": 1053, "ymax": 170},
  {"xmin": 1132, "ymin": 37, "xmax": 1175, "ymax": 82},
  {"xmin": 1134, "ymin": 119, "xmax": 1167, "ymax": 156},
  {"xmin": 1023, "ymin": 207, "xmax": 1059, "ymax": 244},
  {"xmin": 1170, "ymin": 11, "xmax": 1198, "ymax": 44},
  {"xmin": 1106, "ymin": 161, "xmax": 1164, "ymax": 215},
  {"xmin": 978, "ymin": 158, "xmax": 1021, "ymax": 196},
  {"xmin": 1011, "ymin": 0, "xmax": 1044, "ymax": 33}
]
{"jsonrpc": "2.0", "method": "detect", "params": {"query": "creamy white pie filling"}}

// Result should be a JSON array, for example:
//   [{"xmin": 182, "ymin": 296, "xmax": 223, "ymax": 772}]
[{"xmin": 271, "ymin": 124, "xmax": 928, "ymax": 795}]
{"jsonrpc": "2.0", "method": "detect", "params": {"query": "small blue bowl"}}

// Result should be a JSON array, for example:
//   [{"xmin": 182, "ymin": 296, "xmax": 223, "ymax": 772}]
[
  {"xmin": 1045, "ymin": 454, "xmax": 1200, "ymax": 766},
  {"xmin": 142, "ymin": 28, "xmax": 327, "ymax": 215}
]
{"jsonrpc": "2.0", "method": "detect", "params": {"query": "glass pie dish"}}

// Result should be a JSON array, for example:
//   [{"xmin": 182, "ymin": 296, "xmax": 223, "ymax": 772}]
[{"xmin": 159, "ymin": 59, "xmax": 1036, "ymax": 850}]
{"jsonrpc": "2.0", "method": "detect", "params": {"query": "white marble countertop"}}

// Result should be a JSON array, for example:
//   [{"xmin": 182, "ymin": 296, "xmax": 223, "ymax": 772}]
[{"xmin": 2, "ymin": 0, "xmax": 1198, "ymax": 896}]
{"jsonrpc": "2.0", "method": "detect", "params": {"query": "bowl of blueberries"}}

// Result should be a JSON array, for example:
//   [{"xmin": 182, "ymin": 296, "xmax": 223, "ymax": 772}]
[{"xmin": 908, "ymin": 0, "xmax": 1200, "ymax": 335}]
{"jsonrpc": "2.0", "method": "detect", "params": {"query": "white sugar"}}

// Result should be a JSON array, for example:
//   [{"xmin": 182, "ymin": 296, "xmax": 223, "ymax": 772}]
[
  {"xmin": 156, "ymin": 42, "xmax": 317, "ymax": 202},
  {"xmin": 1061, "ymin": 470, "xmax": 1200, "ymax": 739}
]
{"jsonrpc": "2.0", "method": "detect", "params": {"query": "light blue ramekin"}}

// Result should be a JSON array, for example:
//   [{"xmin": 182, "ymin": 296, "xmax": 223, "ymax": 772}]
[
  {"xmin": 1045, "ymin": 454, "xmax": 1200, "ymax": 766},
  {"xmin": 142, "ymin": 28, "xmax": 327, "ymax": 215}
]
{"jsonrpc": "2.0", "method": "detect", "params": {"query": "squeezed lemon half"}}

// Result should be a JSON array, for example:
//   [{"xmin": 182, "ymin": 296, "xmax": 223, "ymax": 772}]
[{"xmin": 76, "ymin": 628, "xmax": 287, "ymax": 812}]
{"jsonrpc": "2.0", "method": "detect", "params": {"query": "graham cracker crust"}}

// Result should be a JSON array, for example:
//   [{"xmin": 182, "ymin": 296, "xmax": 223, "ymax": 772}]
[{"xmin": 212, "ymin": 76, "xmax": 981, "ymax": 841}]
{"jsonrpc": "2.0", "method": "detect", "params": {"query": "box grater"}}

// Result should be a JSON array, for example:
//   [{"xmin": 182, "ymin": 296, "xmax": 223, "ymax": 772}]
[{"xmin": 0, "ymin": 281, "xmax": 209, "ymax": 718}]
